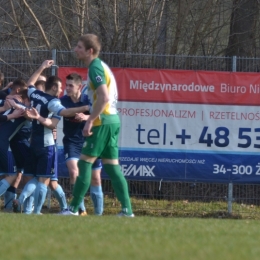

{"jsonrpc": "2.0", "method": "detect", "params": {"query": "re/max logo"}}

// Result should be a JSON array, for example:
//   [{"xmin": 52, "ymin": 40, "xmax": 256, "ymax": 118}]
[{"xmin": 121, "ymin": 164, "xmax": 155, "ymax": 177}]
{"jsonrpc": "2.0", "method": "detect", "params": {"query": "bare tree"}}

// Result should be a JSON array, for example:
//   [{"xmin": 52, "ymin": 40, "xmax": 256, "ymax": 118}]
[
  {"xmin": 226, "ymin": 0, "xmax": 259, "ymax": 57},
  {"xmin": 0, "ymin": 0, "xmax": 259, "ymax": 60}
]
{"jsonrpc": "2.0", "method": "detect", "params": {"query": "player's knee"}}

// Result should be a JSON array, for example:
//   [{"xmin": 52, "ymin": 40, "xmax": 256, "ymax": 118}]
[
  {"xmin": 49, "ymin": 180, "xmax": 58, "ymax": 190},
  {"xmin": 91, "ymin": 171, "xmax": 101, "ymax": 186}
]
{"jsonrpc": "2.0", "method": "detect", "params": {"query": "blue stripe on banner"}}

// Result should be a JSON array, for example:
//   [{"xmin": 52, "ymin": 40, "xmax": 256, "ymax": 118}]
[{"xmin": 6, "ymin": 147, "xmax": 260, "ymax": 184}]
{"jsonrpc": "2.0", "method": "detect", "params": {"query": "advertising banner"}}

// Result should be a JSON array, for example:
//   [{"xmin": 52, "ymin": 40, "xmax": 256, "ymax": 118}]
[{"xmin": 58, "ymin": 67, "xmax": 260, "ymax": 183}]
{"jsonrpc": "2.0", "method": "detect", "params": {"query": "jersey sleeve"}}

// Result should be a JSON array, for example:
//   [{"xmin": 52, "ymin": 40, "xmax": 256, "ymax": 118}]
[
  {"xmin": 88, "ymin": 63, "xmax": 106, "ymax": 89},
  {"xmin": 27, "ymin": 86, "xmax": 36, "ymax": 98},
  {"xmin": 48, "ymin": 98, "xmax": 65, "ymax": 119}
]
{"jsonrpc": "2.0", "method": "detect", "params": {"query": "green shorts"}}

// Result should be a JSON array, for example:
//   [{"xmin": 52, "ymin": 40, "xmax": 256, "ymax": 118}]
[{"xmin": 81, "ymin": 123, "xmax": 120, "ymax": 159}]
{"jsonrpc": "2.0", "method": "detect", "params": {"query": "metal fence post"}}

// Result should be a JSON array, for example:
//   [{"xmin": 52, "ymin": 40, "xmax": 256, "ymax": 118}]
[
  {"xmin": 51, "ymin": 49, "xmax": 57, "ymax": 76},
  {"xmin": 232, "ymin": 56, "xmax": 237, "ymax": 72},
  {"xmin": 228, "ymin": 183, "xmax": 233, "ymax": 214}
]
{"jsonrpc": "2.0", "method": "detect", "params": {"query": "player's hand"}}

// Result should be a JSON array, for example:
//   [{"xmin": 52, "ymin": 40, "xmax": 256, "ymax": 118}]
[
  {"xmin": 25, "ymin": 107, "xmax": 40, "ymax": 120},
  {"xmin": 41, "ymin": 60, "xmax": 55, "ymax": 69},
  {"xmin": 11, "ymin": 108, "xmax": 25, "ymax": 118},
  {"xmin": 5, "ymin": 99, "xmax": 21, "ymax": 109},
  {"xmin": 82, "ymin": 119, "xmax": 93, "ymax": 136},
  {"xmin": 6, "ymin": 95, "xmax": 23, "ymax": 103},
  {"xmin": 75, "ymin": 113, "xmax": 89, "ymax": 122}
]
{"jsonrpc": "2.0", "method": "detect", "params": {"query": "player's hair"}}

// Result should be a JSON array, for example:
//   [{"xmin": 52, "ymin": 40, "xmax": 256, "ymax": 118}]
[
  {"xmin": 45, "ymin": 76, "xmax": 62, "ymax": 92},
  {"xmin": 66, "ymin": 73, "xmax": 82, "ymax": 85},
  {"xmin": 79, "ymin": 34, "xmax": 101, "ymax": 56},
  {"xmin": 12, "ymin": 78, "xmax": 27, "ymax": 90},
  {"xmin": 35, "ymin": 80, "xmax": 46, "ymax": 91},
  {"xmin": 20, "ymin": 88, "xmax": 28, "ymax": 100}
]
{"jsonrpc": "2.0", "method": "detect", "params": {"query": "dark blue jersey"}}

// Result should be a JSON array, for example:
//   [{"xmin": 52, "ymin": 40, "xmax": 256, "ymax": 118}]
[
  {"xmin": 0, "ymin": 103, "xmax": 27, "ymax": 145},
  {"xmin": 28, "ymin": 86, "xmax": 65, "ymax": 147},
  {"xmin": 60, "ymin": 94, "xmax": 89, "ymax": 145}
]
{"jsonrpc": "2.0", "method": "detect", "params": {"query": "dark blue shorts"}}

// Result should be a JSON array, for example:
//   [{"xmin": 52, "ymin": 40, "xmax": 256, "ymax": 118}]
[
  {"xmin": 63, "ymin": 143, "xmax": 102, "ymax": 170},
  {"xmin": 9, "ymin": 134, "xmax": 30, "ymax": 172},
  {"xmin": 0, "ymin": 143, "xmax": 16, "ymax": 176},
  {"xmin": 24, "ymin": 145, "xmax": 56, "ymax": 178},
  {"xmin": 63, "ymin": 143, "xmax": 81, "ymax": 161}
]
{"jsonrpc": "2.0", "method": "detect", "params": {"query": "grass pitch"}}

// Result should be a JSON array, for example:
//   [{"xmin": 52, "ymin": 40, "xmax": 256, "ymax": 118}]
[{"xmin": 1, "ymin": 213, "xmax": 260, "ymax": 260}]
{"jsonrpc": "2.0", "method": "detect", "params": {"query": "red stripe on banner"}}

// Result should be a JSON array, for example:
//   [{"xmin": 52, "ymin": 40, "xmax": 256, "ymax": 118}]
[{"xmin": 58, "ymin": 67, "xmax": 260, "ymax": 105}]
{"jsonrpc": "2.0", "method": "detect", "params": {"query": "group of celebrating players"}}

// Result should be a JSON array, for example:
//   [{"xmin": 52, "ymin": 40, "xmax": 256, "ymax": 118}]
[{"xmin": 0, "ymin": 33, "xmax": 134, "ymax": 217}]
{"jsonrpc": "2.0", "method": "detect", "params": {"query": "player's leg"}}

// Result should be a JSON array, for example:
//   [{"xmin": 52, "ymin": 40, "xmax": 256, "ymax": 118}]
[
  {"xmin": 49, "ymin": 180, "xmax": 68, "ymax": 212},
  {"xmin": 6, "ymin": 136, "xmax": 30, "ymax": 211},
  {"xmin": 4, "ymin": 172, "xmax": 22, "ymax": 211},
  {"xmin": 66, "ymin": 159, "xmax": 87, "ymax": 215},
  {"xmin": 13, "ymin": 147, "xmax": 37, "ymax": 212},
  {"xmin": 90, "ymin": 159, "xmax": 103, "ymax": 215},
  {"xmin": 23, "ymin": 193, "xmax": 34, "ymax": 214},
  {"xmin": 61, "ymin": 155, "xmax": 94, "ymax": 215},
  {"xmin": 101, "ymin": 123, "xmax": 133, "ymax": 217},
  {"xmin": 33, "ymin": 145, "xmax": 56, "ymax": 214},
  {"xmin": 33, "ymin": 177, "xmax": 50, "ymax": 214},
  {"xmin": 13, "ymin": 176, "xmax": 37, "ymax": 213},
  {"xmin": 64, "ymin": 143, "xmax": 87, "ymax": 215},
  {"xmin": 0, "ymin": 146, "xmax": 17, "ymax": 197},
  {"xmin": 49, "ymin": 145, "xmax": 68, "ymax": 213},
  {"xmin": 61, "ymin": 127, "xmax": 106, "ymax": 215}
]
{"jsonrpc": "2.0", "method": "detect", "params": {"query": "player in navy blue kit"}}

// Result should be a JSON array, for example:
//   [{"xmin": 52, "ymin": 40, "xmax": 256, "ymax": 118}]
[
  {"xmin": 13, "ymin": 60, "xmax": 90, "ymax": 214},
  {"xmin": 60, "ymin": 73, "xmax": 103, "ymax": 215},
  {"xmin": 0, "ymin": 79, "xmax": 29, "ymax": 201},
  {"xmin": 14, "ymin": 77, "xmax": 68, "ymax": 214}
]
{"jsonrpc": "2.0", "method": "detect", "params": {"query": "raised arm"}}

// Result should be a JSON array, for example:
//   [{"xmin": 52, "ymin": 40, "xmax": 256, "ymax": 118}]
[{"xmin": 27, "ymin": 60, "xmax": 54, "ymax": 86}]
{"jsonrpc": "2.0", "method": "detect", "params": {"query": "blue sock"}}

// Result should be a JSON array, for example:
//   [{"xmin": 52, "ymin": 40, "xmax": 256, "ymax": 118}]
[
  {"xmin": 90, "ymin": 185, "xmax": 103, "ymax": 215},
  {"xmin": 4, "ymin": 186, "xmax": 16, "ymax": 210},
  {"xmin": 33, "ymin": 182, "xmax": 48, "ymax": 214},
  {"xmin": 18, "ymin": 177, "xmax": 38, "ymax": 206},
  {"xmin": 53, "ymin": 184, "xmax": 67, "ymax": 210},
  {"xmin": 71, "ymin": 184, "xmax": 86, "ymax": 212},
  {"xmin": 23, "ymin": 192, "xmax": 34, "ymax": 214},
  {"xmin": 0, "ymin": 179, "xmax": 10, "ymax": 196}
]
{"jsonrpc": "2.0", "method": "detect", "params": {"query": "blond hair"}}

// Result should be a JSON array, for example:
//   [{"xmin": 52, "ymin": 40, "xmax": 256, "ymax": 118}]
[{"xmin": 79, "ymin": 34, "xmax": 101, "ymax": 56}]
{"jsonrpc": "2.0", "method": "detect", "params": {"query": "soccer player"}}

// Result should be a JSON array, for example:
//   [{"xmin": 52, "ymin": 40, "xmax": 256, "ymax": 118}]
[
  {"xmin": 19, "ymin": 78, "xmax": 68, "ymax": 214},
  {"xmin": 61, "ymin": 34, "xmax": 134, "ymax": 217},
  {"xmin": 60, "ymin": 73, "xmax": 103, "ymax": 215},
  {"xmin": 0, "ymin": 79, "xmax": 29, "ymax": 199},
  {"xmin": 13, "ymin": 60, "xmax": 90, "ymax": 214}
]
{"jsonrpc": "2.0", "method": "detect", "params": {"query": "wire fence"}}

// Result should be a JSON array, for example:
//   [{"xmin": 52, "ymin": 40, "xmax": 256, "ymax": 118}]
[{"xmin": 1, "ymin": 49, "xmax": 260, "ymax": 217}]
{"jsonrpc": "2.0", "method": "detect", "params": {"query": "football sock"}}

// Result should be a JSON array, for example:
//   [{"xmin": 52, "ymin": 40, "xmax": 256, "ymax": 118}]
[
  {"xmin": 0, "ymin": 179, "xmax": 10, "ymax": 196},
  {"xmin": 23, "ymin": 192, "xmax": 34, "ymax": 214},
  {"xmin": 70, "ymin": 160, "xmax": 92, "ymax": 213},
  {"xmin": 71, "ymin": 184, "xmax": 86, "ymax": 212},
  {"xmin": 53, "ymin": 184, "xmax": 67, "ymax": 210},
  {"xmin": 103, "ymin": 164, "xmax": 133, "ymax": 215},
  {"xmin": 33, "ymin": 182, "xmax": 48, "ymax": 214},
  {"xmin": 4, "ymin": 186, "xmax": 16, "ymax": 210},
  {"xmin": 90, "ymin": 185, "xmax": 103, "ymax": 215},
  {"xmin": 18, "ymin": 177, "xmax": 38, "ymax": 206}
]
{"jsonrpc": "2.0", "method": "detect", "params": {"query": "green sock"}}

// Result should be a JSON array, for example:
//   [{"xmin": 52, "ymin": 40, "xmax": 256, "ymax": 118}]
[
  {"xmin": 70, "ymin": 160, "xmax": 92, "ymax": 213},
  {"xmin": 103, "ymin": 164, "xmax": 133, "ymax": 215}
]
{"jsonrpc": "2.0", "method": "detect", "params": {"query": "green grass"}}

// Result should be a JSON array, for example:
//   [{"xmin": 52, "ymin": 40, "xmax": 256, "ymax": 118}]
[{"xmin": 1, "ymin": 214, "xmax": 260, "ymax": 260}]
